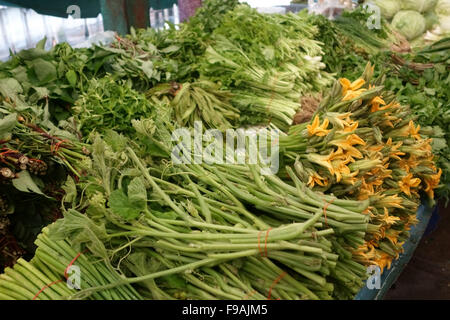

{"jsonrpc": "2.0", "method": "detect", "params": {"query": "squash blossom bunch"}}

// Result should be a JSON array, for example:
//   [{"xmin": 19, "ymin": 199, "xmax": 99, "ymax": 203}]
[{"xmin": 280, "ymin": 63, "xmax": 441, "ymax": 273}]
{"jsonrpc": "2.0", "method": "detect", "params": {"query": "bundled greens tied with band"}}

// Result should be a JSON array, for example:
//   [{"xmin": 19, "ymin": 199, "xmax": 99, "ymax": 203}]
[{"xmin": 0, "ymin": 0, "xmax": 446, "ymax": 300}]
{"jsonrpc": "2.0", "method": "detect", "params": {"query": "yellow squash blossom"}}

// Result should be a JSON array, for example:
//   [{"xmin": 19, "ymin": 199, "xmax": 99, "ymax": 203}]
[
  {"xmin": 385, "ymin": 232, "xmax": 400, "ymax": 246},
  {"xmin": 370, "ymin": 96, "xmax": 388, "ymax": 112},
  {"xmin": 398, "ymin": 155, "xmax": 418, "ymax": 173},
  {"xmin": 385, "ymin": 137, "xmax": 405, "ymax": 160},
  {"xmin": 330, "ymin": 134, "xmax": 366, "ymax": 161},
  {"xmin": 406, "ymin": 214, "xmax": 419, "ymax": 226},
  {"xmin": 339, "ymin": 78, "xmax": 367, "ymax": 101},
  {"xmin": 354, "ymin": 242, "xmax": 376, "ymax": 261},
  {"xmin": 375, "ymin": 194, "xmax": 405, "ymax": 209},
  {"xmin": 307, "ymin": 172, "xmax": 328, "ymax": 188},
  {"xmin": 307, "ymin": 115, "xmax": 330, "ymax": 137},
  {"xmin": 331, "ymin": 158, "xmax": 352, "ymax": 182},
  {"xmin": 358, "ymin": 177, "xmax": 375, "ymax": 200},
  {"xmin": 328, "ymin": 112, "xmax": 352, "ymax": 128},
  {"xmin": 372, "ymin": 251, "xmax": 393, "ymax": 273},
  {"xmin": 381, "ymin": 112, "xmax": 398, "ymax": 128},
  {"xmin": 368, "ymin": 144, "xmax": 384, "ymax": 153},
  {"xmin": 307, "ymin": 153, "xmax": 335, "ymax": 175},
  {"xmin": 398, "ymin": 173, "xmax": 421, "ymax": 196},
  {"xmin": 330, "ymin": 112, "xmax": 359, "ymax": 133},
  {"xmin": 340, "ymin": 114, "xmax": 359, "ymax": 133},
  {"xmin": 381, "ymin": 208, "xmax": 400, "ymax": 226},
  {"xmin": 424, "ymin": 168, "xmax": 442, "ymax": 199},
  {"xmin": 408, "ymin": 121, "xmax": 421, "ymax": 140},
  {"xmin": 367, "ymin": 163, "xmax": 392, "ymax": 182},
  {"xmin": 328, "ymin": 147, "xmax": 346, "ymax": 161},
  {"xmin": 342, "ymin": 121, "xmax": 358, "ymax": 133},
  {"xmin": 341, "ymin": 170, "xmax": 360, "ymax": 185}
]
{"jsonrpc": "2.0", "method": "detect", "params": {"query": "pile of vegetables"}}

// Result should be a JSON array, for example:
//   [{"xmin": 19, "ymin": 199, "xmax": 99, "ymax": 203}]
[
  {"xmin": 366, "ymin": 0, "xmax": 450, "ymax": 42},
  {"xmin": 280, "ymin": 63, "xmax": 441, "ymax": 269},
  {"xmin": 136, "ymin": 3, "xmax": 333, "ymax": 131},
  {"xmin": 308, "ymin": 8, "xmax": 450, "ymax": 201},
  {"xmin": 0, "ymin": 0, "xmax": 446, "ymax": 300},
  {"xmin": 0, "ymin": 91, "xmax": 90, "ymax": 270}
]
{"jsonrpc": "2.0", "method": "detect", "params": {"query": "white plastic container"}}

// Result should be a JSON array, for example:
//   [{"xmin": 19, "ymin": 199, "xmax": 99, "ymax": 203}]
[{"xmin": 308, "ymin": 0, "xmax": 356, "ymax": 19}]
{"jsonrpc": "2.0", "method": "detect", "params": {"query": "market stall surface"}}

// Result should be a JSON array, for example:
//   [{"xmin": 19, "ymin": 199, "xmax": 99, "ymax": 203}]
[{"xmin": 386, "ymin": 201, "xmax": 450, "ymax": 300}]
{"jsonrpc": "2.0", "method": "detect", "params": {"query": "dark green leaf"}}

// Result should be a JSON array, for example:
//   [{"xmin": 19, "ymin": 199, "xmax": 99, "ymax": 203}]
[
  {"xmin": 66, "ymin": 70, "xmax": 78, "ymax": 87},
  {"xmin": 108, "ymin": 189, "xmax": 143, "ymax": 221},
  {"xmin": 32, "ymin": 58, "xmax": 57, "ymax": 84}
]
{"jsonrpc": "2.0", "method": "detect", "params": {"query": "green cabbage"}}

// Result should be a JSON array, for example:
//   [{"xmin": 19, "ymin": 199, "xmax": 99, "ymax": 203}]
[
  {"xmin": 391, "ymin": 10, "xmax": 426, "ymax": 39},
  {"xmin": 401, "ymin": 0, "xmax": 438, "ymax": 13},
  {"xmin": 366, "ymin": 0, "xmax": 401, "ymax": 19},
  {"xmin": 436, "ymin": 0, "xmax": 450, "ymax": 16}
]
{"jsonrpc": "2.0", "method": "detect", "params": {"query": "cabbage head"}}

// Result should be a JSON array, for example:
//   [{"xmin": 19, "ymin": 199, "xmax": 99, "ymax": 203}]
[
  {"xmin": 436, "ymin": 0, "xmax": 450, "ymax": 16},
  {"xmin": 401, "ymin": 0, "xmax": 438, "ymax": 13},
  {"xmin": 391, "ymin": 10, "xmax": 426, "ymax": 39},
  {"xmin": 366, "ymin": 0, "xmax": 401, "ymax": 19}
]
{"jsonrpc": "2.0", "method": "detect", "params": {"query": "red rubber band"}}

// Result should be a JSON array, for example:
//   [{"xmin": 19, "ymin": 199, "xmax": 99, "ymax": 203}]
[
  {"xmin": 33, "ymin": 250, "xmax": 87, "ymax": 300},
  {"xmin": 32, "ymin": 280, "xmax": 63, "ymax": 300},
  {"xmin": 64, "ymin": 251, "xmax": 83, "ymax": 279},
  {"xmin": 52, "ymin": 139, "xmax": 69, "ymax": 155},
  {"xmin": 267, "ymin": 271, "xmax": 287, "ymax": 300}
]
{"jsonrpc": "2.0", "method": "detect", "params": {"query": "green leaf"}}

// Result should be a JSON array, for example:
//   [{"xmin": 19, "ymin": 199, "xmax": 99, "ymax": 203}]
[
  {"xmin": 103, "ymin": 130, "xmax": 128, "ymax": 152},
  {"xmin": 12, "ymin": 171, "xmax": 45, "ymax": 196},
  {"xmin": 161, "ymin": 274, "xmax": 187, "ymax": 289},
  {"xmin": 32, "ymin": 58, "xmax": 57, "ymax": 84},
  {"xmin": 432, "ymin": 126, "xmax": 445, "ymax": 137},
  {"xmin": 431, "ymin": 138, "xmax": 447, "ymax": 153},
  {"xmin": 160, "ymin": 45, "xmax": 181, "ymax": 53},
  {"xmin": 17, "ymin": 48, "xmax": 48, "ymax": 61},
  {"xmin": 141, "ymin": 60, "xmax": 159, "ymax": 80},
  {"xmin": 0, "ymin": 78, "xmax": 23, "ymax": 100},
  {"xmin": 65, "ymin": 70, "xmax": 78, "ymax": 87},
  {"xmin": 62, "ymin": 176, "xmax": 77, "ymax": 204},
  {"xmin": 29, "ymin": 86, "xmax": 49, "ymax": 104},
  {"xmin": 127, "ymin": 176, "xmax": 147, "ymax": 205},
  {"xmin": 36, "ymin": 37, "xmax": 47, "ymax": 50},
  {"xmin": 10, "ymin": 66, "xmax": 28, "ymax": 84},
  {"xmin": 0, "ymin": 113, "xmax": 18, "ymax": 140},
  {"xmin": 108, "ymin": 189, "xmax": 143, "ymax": 221}
]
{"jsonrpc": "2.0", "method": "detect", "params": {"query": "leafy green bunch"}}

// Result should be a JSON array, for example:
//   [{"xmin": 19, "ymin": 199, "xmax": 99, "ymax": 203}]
[{"xmin": 73, "ymin": 75, "xmax": 156, "ymax": 137}]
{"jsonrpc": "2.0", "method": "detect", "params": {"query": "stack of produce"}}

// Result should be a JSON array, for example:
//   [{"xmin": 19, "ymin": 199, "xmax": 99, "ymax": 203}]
[
  {"xmin": 280, "ymin": 63, "xmax": 441, "ymax": 271},
  {"xmin": 0, "ymin": 0, "xmax": 444, "ymax": 300},
  {"xmin": 198, "ymin": 6, "xmax": 333, "ymax": 129},
  {"xmin": 128, "ymin": 2, "xmax": 333, "ymax": 131},
  {"xmin": 308, "ymin": 8, "xmax": 449, "ymax": 201},
  {"xmin": 0, "ymin": 118, "xmax": 372, "ymax": 300},
  {"xmin": 0, "ymin": 94, "xmax": 90, "ymax": 271}
]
